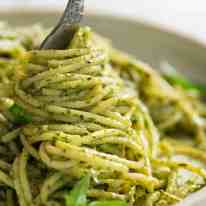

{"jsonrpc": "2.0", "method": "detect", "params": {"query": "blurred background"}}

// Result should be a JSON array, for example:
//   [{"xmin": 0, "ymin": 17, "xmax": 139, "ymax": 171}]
[{"xmin": 1, "ymin": 0, "xmax": 206, "ymax": 43}]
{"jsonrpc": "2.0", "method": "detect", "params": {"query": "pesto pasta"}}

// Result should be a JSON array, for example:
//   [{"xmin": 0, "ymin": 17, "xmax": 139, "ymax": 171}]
[{"xmin": 0, "ymin": 23, "xmax": 206, "ymax": 206}]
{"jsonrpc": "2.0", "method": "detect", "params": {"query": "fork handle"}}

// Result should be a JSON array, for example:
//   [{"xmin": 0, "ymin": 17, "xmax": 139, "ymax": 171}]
[{"xmin": 60, "ymin": 0, "xmax": 84, "ymax": 25}]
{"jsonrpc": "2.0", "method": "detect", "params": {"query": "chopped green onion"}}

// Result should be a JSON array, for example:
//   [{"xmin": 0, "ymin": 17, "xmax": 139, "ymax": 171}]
[
  {"xmin": 161, "ymin": 62, "xmax": 206, "ymax": 94},
  {"xmin": 89, "ymin": 200, "xmax": 128, "ymax": 206},
  {"xmin": 9, "ymin": 103, "xmax": 32, "ymax": 124},
  {"xmin": 65, "ymin": 174, "xmax": 91, "ymax": 206}
]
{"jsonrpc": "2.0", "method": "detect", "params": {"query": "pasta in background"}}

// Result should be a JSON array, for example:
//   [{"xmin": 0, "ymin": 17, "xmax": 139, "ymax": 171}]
[{"xmin": 0, "ymin": 23, "xmax": 206, "ymax": 206}]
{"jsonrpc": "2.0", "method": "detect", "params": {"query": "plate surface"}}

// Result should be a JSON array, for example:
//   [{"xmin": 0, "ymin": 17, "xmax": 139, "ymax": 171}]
[{"xmin": 0, "ymin": 9, "xmax": 206, "ymax": 206}]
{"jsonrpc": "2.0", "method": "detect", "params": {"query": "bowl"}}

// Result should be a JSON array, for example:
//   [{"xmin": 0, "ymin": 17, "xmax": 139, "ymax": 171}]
[{"xmin": 0, "ymin": 8, "xmax": 206, "ymax": 206}]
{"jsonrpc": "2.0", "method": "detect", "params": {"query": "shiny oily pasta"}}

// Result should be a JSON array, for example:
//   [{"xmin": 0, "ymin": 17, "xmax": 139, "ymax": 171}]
[{"xmin": 0, "ymin": 24, "xmax": 206, "ymax": 206}]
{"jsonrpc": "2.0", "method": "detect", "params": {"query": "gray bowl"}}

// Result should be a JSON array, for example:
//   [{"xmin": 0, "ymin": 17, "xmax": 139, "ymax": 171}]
[{"xmin": 0, "ymin": 9, "xmax": 206, "ymax": 206}]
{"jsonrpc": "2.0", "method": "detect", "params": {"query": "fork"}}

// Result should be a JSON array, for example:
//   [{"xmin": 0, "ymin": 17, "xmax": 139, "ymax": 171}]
[{"xmin": 40, "ymin": 0, "xmax": 85, "ymax": 50}]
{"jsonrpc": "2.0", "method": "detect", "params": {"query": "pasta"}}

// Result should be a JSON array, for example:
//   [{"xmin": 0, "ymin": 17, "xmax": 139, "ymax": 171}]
[{"xmin": 0, "ymin": 23, "xmax": 206, "ymax": 206}]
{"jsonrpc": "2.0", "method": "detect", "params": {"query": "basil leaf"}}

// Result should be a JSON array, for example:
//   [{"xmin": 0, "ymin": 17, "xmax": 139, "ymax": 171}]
[
  {"xmin": 163, "ymin": 74, "xmax": 197, "ymax": 90},
  {"xmin": 89, "ymin": 200, "xmax": 128, "ymax": 206},
  {"xmin": 9, "ymin": 103, "xmax": 32, "ymax": 124},
  {"xmin": 161, "ymin": 62, "xmax": 206, "ymax": 94},
  {"xmin": 65, "ymin": 174, "xmax": 91, "ymax": 206}
]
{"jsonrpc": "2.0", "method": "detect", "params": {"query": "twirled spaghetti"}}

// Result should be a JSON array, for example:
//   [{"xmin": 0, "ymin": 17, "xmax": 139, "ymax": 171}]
[{"xmin": 0, "ymin": 24, "xmax": 206, "ymax": 206}]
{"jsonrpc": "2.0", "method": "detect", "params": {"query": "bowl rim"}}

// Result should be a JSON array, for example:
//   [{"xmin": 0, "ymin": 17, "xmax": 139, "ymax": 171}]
[{"xmin": 1, "ymin": 6, "xmax": 206, "ymax": 52}]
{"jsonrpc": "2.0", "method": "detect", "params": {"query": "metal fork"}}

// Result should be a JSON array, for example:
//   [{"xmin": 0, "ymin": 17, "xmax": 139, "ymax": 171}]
[{"xmin": 40, "ymin": 0, "xmax": 85, "ymax": 50}]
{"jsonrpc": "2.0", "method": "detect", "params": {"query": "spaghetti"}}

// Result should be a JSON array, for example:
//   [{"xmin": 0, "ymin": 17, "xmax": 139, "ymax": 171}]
[{"xmin": 0, "ymin": 24, "xmax": 206, "ymax": 206}]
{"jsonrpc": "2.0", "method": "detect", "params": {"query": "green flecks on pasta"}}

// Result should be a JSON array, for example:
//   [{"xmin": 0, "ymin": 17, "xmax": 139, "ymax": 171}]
[{"xmin": 0, "ymin": 23, "xmax": 206, "ymax": 206}]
